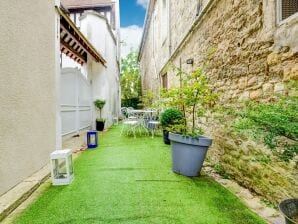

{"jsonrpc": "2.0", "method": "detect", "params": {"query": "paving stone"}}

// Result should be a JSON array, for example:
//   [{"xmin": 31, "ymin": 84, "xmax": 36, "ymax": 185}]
[
  {"xmin": 0, "ymin": 167, "xmax": 50, "ymax": 222},
  {"xmin": 247, "ymin": 198, "xmax": 263, "ymax": 210},
  {"xmin": 226, "ymin": 182, "xmax": 242, "ymax": 194},
  {"xmin": 239, "ymin": 188, "xmax": 254, "ymax": 200},
  {"xmin": 25, "ymin": 165, "xmax": 50, "ymax": 182},
  {"xmin": 260, "ymin": 207, "xmax": 279, "ymax": 218},
  {"xmin": 271, "ymin": 216, "xmax": 285, "ymax": 224}
]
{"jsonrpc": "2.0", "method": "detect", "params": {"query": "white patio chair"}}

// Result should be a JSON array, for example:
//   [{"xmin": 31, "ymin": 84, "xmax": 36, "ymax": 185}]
[
  {"xmin": 144, "ymin": 109, "xmax": 160, "ymax": 138},
  {"xmin": 120, "ymin": 114, "xmax": 139, "ymax": 138}
]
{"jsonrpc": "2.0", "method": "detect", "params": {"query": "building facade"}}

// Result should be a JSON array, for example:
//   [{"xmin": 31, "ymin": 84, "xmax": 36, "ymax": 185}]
[
  {"xmin": 61, "ymin": 0, "xmax": 121, "ymax": 138},
  {"xmin": 0, "ymin": 0, "xmax": 120, "ymax": 202},
  {"xmin": 139, "ymin": 0, "xmax": 298, "ymax": 203},
  {"xmin": 0, "ymin": 0, "xmax": 60, "ymax": 196}
]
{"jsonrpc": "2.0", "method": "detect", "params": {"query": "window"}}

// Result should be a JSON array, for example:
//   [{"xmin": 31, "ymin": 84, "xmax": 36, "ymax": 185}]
[
  {"xmin": 278, "ymin": 0, "xmax": 298, "ymax": 22},
  {"xmin": 162, "ymin": 73, "xmax": 168, "ymax": 89},
  {"xmin": 161, "ymin": 0, "xmax": 168, "ymax": 43},
  {"xmin": 153, "ymin": 12, "xmax": 158, "ymax": 52}
]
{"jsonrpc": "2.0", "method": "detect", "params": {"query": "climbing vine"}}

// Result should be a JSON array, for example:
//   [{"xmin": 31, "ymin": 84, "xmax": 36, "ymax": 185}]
[{"xmin": 233, "ymin": 94, "xmax": 298, "ymax": 162}]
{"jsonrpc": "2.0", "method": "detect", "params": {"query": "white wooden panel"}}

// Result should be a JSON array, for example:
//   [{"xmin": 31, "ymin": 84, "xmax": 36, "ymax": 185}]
[
  {"xmin": 61, "ymin": 68, "xmax": 92, "ymax": 136},
  {"xmin": 78, "ymin": 75, "xmax": 91, "ymax": 106},
  {"xmin": 61, "ymin": 111, "xmax": 76, "ymax": 135},
  {"xmin": 61, "ymin": 73, "xmax": 77, "ymax": 105},
  {"xmin": 79, "ymin": 109, "xmax": 92, "ymax": 129}
]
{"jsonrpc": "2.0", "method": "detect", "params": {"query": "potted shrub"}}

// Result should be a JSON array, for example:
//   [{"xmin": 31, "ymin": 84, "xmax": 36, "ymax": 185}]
[
  {"xmin": 94, "ymin": 99, "xmax": 106, "ymax": 131},
  {"xmin": 162, "ymin": 65, "xmax": 217, "ymax": 177},
  {"xmin": 160, "ymin": 108, "xmax": 184, "ymax": 145}
]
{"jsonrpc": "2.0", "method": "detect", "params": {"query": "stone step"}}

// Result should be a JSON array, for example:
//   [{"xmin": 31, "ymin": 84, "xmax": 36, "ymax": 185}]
[{"xmin": 0, "ymin": 165, "xmax": 50, "ymax": 222}]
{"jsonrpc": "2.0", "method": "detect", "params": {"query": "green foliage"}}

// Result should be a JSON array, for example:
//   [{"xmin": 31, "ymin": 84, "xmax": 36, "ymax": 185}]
[
  {"xmin": 121, "ymin": 51, "xmax": 141, "ymax": 104},
  {"xmin": 121, "ymin": 97, "xmax": 140, "ymax": 109},
  {"xmin": 96, "ymin": 118, "xmax": 105, "ymax": 122},
  {"xmin": 160, "ymin": 108, "xmax": 184, "ymax": 128},
  {"xmin": 280, "ymin": 144, "xmax": 298, "ymax": 162},
  {"xmin": 94, "ymin": 99, "xmax": 106, "ymax": 110},
  {"xmin": 214, "ymin": 163, "xmax": 231, "ymax": 179},
  {"xmin": 233, "ymin": 96, "xmax": 298, "ymax": 161},
  {"xmin": 250, "ymin": 155, "xmax": 271, "ymax": 164},
  {"xmin": 161, "ymin": 64, "xmax": 218, "ymax": 136},
  {"xmin": 94, "ymin": 99, "xmax": 106, "ymax": 119},
  {"xmin": 260, "ymin": 198, "xmax": 276, "ymax": 209},
  {"xmin": 141, "ymin": 90, "xmax": 155, "ymax": 108}
]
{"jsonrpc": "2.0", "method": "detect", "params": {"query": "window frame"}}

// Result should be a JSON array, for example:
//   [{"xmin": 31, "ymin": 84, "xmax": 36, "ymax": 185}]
[
  {"xmin": 277, "ymin": 0, "xmax": 298, "ymax": 25},
  {"xmin": 161, "ymin": 73, "xmax": 168, "ymax": 90},
  {"xmin": 161, "ymin": 0, "xmax": 168, "ymax": 45}
]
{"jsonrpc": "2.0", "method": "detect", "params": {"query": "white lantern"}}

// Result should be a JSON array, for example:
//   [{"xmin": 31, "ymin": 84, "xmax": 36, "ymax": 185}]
[{"xmin": 50, "ymin": 149, "xmax": 74, "ymax": 185}]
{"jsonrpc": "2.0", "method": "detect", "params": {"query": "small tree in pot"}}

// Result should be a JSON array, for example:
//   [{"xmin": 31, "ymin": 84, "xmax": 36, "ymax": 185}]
[
  {"xmin": 162, "ymin": 64, "xmax": 217, "ymax": 177},
  {"xmin": 160, "ymin": 108, "xmax": 184, "ymax": 145},
  {"xmin": 94, "ymin": 99, "xmax": 106, "ymax": 131}
]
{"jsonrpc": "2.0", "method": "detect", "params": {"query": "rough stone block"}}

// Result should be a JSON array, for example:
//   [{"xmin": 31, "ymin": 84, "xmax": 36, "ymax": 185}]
[
  {"xmin": 239, "ymin": 91, "xmax": 250, "ymax": 101},
  {"xmin": 238, "ymin": 77, "xmax": 247, "ymax": 90},
  {"xmin": 283, "ymin": 64, "xmax": 298, "ymax": 81},
  {"xmin": 247, "ymin": 76, "xmax": 258, "ymax": 87},
  {"xmin": 274, "ymin": 83, "xmax": 285, "ymax": 93},
  {"xmin": 267, "ymin": 53, "xmax": 280, "ymax": 65},
  {"xmin": 262, "ymin": 83, "xmax": 273, "ymax": 95},
  {"xmin": 250, "ymin": 89, "xmax": 262, "ymax": 99}
]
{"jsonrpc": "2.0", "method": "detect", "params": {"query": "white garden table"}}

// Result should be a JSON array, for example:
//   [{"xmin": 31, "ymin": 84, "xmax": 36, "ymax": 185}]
[{"xmin": 121, "ymin": 109, "xmax": 160, "ymax": 138}]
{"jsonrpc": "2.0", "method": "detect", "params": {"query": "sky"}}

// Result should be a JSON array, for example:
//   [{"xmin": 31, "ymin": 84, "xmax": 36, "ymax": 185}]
[{"xmin": 120, "ymin": 0, "xmax": 148, "ymax": 58}]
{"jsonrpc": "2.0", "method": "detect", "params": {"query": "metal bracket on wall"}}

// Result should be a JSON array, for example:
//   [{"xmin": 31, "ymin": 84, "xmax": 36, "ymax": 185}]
[{"xmin": 196, "ymin": 0, "xmax": 203, "ymax": 16}]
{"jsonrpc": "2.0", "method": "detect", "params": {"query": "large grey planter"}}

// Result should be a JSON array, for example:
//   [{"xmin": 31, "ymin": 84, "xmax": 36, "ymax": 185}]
[
  {"xmin": 169, "ymin": 133, "xmax": 212, "ymax": 177},
  {"xmin": 279, "ymin": 198, "xmax": 298, "ymax": 224}
]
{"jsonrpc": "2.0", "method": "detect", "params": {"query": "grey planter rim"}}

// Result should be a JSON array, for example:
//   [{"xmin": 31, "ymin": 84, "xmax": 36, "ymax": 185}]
[
  {"xmin": 168, "ymin": 132, "xmax": 212, "ymax": 147},
  {"xmin": 279, "ymin": 198, "xmax": 298, "ymax": 224}
]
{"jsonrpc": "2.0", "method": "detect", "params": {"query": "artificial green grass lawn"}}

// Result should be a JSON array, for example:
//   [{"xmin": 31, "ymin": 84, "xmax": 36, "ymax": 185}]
[{"xmin": 16, "ymin": 125, "xmax": 266, "ymax": 224}]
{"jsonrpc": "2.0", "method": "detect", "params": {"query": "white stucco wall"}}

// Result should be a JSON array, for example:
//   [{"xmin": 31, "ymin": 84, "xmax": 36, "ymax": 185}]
[
  {"xmin": 80, "ymin": 11, "xmax": 121, "ymax": 128},
  {"xmin": 0, "ymin": 1, "xmax": 59, "ymax": 195}
]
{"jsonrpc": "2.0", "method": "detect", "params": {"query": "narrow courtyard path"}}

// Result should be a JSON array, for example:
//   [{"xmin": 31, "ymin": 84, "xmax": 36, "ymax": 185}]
[{"xmin": 16, "ymin": 125, "xmax": 265, "ymax": 224}]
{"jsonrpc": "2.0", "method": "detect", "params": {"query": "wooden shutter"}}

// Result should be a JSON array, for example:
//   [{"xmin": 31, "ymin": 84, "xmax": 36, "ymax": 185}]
[
  {"xmin": 162, "ymin": 73, "xmax": 168, "ymax": 89},
  {"xmin": 282, "ymin": 0, "xmax": 298, "ymax": 20}
]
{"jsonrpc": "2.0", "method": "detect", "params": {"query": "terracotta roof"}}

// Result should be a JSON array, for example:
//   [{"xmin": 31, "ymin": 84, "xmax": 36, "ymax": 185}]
[{"xmin": 62, "ymin": 0, "xmax": 114, "ymax": 9}]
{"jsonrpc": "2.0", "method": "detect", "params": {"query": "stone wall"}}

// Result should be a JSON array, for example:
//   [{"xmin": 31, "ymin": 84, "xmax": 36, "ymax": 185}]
[
  {"xmin": 139, "ymin": 0, "xmax": 298, "ymax": 204},
  {"xmin": 206, "ymin": 125, "xmax": 298, "ymax": 204}
]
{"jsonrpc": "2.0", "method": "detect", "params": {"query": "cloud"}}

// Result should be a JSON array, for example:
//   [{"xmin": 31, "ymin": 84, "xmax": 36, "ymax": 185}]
[
  {"xmin": 120, "ymin": 25, "xmax": 143, "ymax": 59},
  {"xmin": 136, "ymin": 0, "xmax": 149, "ymax": 9}
]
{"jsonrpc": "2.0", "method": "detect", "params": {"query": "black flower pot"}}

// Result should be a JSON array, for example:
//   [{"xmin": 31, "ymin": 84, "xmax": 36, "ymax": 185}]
[
  {"xmin": 163, "ymin": 130, "xmax": 171, "ymax": 145},
  {"xmin": 96, "ymin": 120, "xmax": 105, "ymax": 131}
]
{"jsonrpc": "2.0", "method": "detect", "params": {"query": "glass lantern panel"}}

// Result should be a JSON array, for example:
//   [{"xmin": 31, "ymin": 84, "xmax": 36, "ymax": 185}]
[
  {"xmin": 90, "ymin": 134, "xmax": 96, "ymax": 145},
  {"xmin": 68, "ymin": 155, "xmax": 74, "ymax": 175},
  {"xmin": 52, "ymin": 158, "xmax": 67, "ymax": 179}
]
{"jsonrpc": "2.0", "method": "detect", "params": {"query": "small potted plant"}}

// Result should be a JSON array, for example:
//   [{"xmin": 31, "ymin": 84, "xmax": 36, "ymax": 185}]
[
  {"xmin": 94, "ymin": 99, "xmax": 106, "ymax": 131},
  {"xmin": 160, "ymin": 108, "xmax": 184, "ymax": 145},
  {"xmin": 162, "ymin": 64, "xmax": 217, "ymax": 177}
]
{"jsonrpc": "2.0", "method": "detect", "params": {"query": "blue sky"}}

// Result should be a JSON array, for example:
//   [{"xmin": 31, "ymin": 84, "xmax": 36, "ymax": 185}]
[
  {"xmin": 120, "ymin": 0, "xmax": 148, "ymax": 58},
  {"xmin": 120, "ymin": 0, "xmax": 147, "ymax": 27}
]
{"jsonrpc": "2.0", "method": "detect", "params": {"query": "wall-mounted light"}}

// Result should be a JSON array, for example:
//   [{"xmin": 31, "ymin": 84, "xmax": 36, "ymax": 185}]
[{"xmin": 186, "ymin": 58, "xmax": 194, "ymax": 65}]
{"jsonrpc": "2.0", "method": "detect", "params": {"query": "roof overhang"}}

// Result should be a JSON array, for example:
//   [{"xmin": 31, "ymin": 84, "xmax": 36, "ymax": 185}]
[
  {"xmin": 56, "ymin": 6, "xmax": 106, "ymax": 66},
  {"xmin": 62, "ymin": 0, "xmax": 114, "ymax": 9}
]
